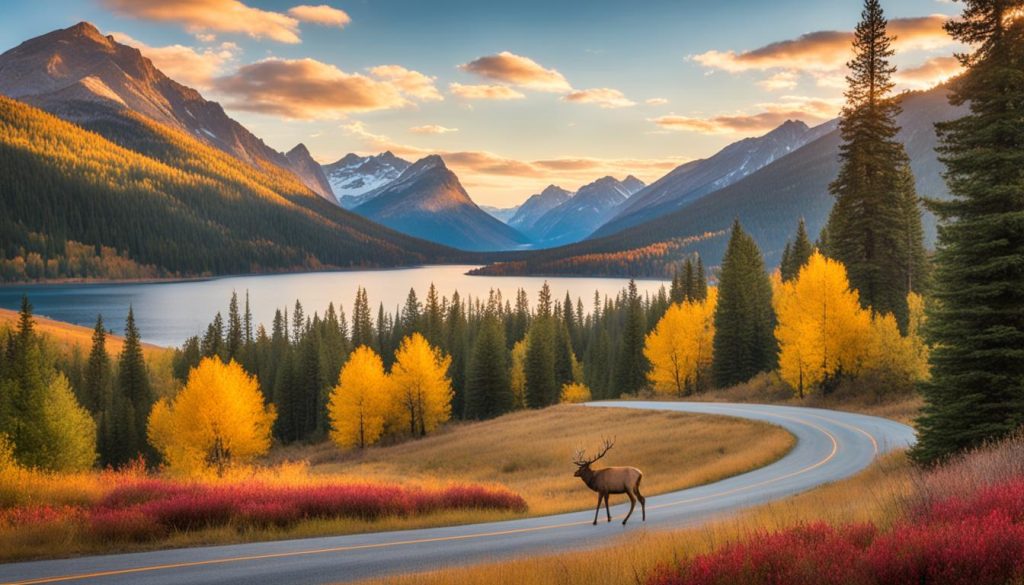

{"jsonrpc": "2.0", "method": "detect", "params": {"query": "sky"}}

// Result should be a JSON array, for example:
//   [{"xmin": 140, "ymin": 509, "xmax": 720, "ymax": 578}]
[{"xmin": 0, "ymin": 0, "xmax": 964, "ymax": 206}]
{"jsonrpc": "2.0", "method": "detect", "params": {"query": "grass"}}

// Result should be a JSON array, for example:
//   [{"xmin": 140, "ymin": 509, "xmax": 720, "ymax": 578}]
[
  {"xmin": 353, "ymin": 434, "xmax": 1024, "ymax": 585},
  {"xmin": 277, "ymin": 404, "xmax": 795, "ymax": 517}
]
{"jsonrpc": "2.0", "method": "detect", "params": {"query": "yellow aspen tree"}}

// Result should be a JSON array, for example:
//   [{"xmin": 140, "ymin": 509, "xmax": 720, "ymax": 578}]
[
  {"xmin": 775, "ymin": 252, "xmax": 872, "ymax": 397},
  {"xmin": 644, "ymin": 288, "xmax": 718, "ymax": 396},
  {"xmin": 560, "ymin": 382, "xmax": 592, "ymax": 404},
  {"xmin": 327, "ymin": 346, "xmax": 389, "ymax": 449},
  {"xmin": 148, "ymin": 358, "xmax": 275, "ymax": 476},
  {"xmin": 389, "ymin": 333, "xmax": 453, "ymax": 437},
  {"xmin": 509, "ymin": 338, "xmax": 528, "ymax": 409}
]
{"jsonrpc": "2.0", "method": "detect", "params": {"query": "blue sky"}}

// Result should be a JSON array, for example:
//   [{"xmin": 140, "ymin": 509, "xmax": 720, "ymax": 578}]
[{"xmin": 0, "ymin": 0, "xmax": 962, "ymax": 205}]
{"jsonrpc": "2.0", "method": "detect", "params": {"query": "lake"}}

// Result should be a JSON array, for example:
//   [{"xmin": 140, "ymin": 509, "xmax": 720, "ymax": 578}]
[{"xmin": 0, "ymin": 266, "xmax": 668, "ymax": 347}]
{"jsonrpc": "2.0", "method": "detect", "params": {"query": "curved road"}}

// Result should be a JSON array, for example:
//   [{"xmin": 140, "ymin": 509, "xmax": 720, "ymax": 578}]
[{"xmin": 0, "ymin": 402, "xmax": 916, "ymax": 585}]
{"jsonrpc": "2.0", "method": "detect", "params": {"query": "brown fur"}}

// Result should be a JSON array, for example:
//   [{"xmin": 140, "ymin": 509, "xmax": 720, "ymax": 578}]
[{"xmin": 573, "ymin": 439, "xmax": 646, "ymax": 525}]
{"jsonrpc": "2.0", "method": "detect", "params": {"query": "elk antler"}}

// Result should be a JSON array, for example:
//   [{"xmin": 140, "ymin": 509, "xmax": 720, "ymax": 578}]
[{"xmin": 573, "ymin": 437, "xmax": 615, "ymax": 467}]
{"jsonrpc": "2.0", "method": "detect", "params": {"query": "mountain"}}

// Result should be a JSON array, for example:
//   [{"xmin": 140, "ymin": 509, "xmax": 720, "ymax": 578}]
[
  {"xmin": 285, "ymin": 144, "xmax": 335, "ymax": 201},
  {"xmin": 621, "ymin": 175, "xmax": 646, "ymax": 196},
  {"xmin": 322, "ymin": 151, "xmax": 411, "ymax": 208},
  {"xmin": 529, "ymin": 176, "xmax": 637, "ymax": 247},
  {"xmin": 0, "ymin": 95, "xmax": 464, "ymax": 282},
  {"xmin": 475, "ymin": 85, "xmax": 965, "ymax": 278},
  {"xmin": 592, "ymin": 119, "xmax": 834, "ymax": 238},
  {"xmin": 0, "ymin": 21, "xmax": 336, "ymax": 202},
  {"xmin": 353, "ymin": 155, "xmax": 532, "ymax": 251},
  {"xmin": 508, "ymin": 185, "xmax": 574, "ymax": 234},
  {"xmin": 481, "ymin": 205, "xmax": 520, "ymax": 223}
]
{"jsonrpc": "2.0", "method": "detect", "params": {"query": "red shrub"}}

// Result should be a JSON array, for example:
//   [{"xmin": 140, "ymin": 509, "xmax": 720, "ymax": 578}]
[
  {"xmin": 915, "ymin": 478, "xmax": 1024, "ymax": 525},
  {"xmin": 88, "ymin": 508, "xmax": 165, "ymax": 542}
]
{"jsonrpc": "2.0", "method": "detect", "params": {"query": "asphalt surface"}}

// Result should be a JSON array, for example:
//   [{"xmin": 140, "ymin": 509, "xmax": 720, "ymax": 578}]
[{"xmin": 0, "ymin": 401, "xmax": 916, "ymax": 585}]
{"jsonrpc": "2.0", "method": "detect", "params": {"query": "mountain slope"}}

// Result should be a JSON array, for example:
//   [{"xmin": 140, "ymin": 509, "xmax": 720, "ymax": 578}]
[
  {"xmin": 0, "ymin": 96, "xmax": 461, "ymax": 282},
  {"xmin": 353, "ymin": 155, "xmax": 532, "ymax": 251},
  {"xmin": 476, "ymin": 85, "xmax": 965, "ymax": 277},
  {"xmin": 508, "ymin": 185, "xmax": 574, "ymax": 234},
  {"xmin": 529, "ymin": 177, "xmax": 637, "ymax": 247},
  {"xmin": 481, "ymin": 205, "xmax": 520, "ymax": 223},
  {"xmin": 0, "ymin": 21, "xmax": 335, "ymax": 202},
  {"xmin": 592, "ymin": 120, "xmax": 834, "ymax": 238},
  {"xmin": 322, "ymin": 151, "xmax": 411, "ymax": 208}
]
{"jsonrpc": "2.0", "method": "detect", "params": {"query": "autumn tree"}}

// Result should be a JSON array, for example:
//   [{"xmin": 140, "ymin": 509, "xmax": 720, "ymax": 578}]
[
  {"xmin": 645, "ymin": 288, "xmax": 718, "ymax": 396},
  {"xmin": 327, "ymin": 346, "xmax": 389, "ymax": 449},
  {"xmin": 560, "ymin": 382, "xmax": 592, "ymax": 404},
  {"xmin": 913, "ymin": 0, "xmax": 1024, "ymax": 464},
  {"xmin": 712, "ymin": 220, "xmax": 776, "ymax": 387},
  {"xmin": 148, "ymin": 358, "xmax": 275, "ymax": 475},
  {"xmin": 509, "ymin": 338, "xmax": 528, "ymax": 408},
  {"xmin": 826, "ymin": 0, "xmax": 927, "ymax": 330},
  {"xmin": 389, "ymin": 333, "xmax": 453, "ymax": 437}
]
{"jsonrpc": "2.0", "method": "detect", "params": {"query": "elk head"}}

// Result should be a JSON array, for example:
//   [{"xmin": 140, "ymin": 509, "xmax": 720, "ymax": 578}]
[{"xmin": 573, "ymin": 437, "xmax": 614, "ymax": 477}]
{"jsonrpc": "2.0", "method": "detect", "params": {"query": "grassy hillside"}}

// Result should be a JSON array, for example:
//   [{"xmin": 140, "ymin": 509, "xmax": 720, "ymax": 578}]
[{"xmin": 0, "ymin": 97, "xmax": 465, "ymax": 283}]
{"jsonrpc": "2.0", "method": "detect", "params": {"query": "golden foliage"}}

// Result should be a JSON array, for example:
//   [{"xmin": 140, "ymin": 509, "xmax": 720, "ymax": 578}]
[
  {"xmin": 388, "ymin": 333, "xmax": 453, "ymax": 437},
  {"xmin": 644, "ymin": 288, "xmax": 718, "ymax": 396},
  {"xmin": 148, "ymin": 358, "xmax": 275, "ymax": 475},
  {"xmin": 328, "ymin": 346, "xmax": 389, "ymax": 449},
  {"xmin": 559, "ymin": 382, "xmax": 592, "ymax": 404},
  {"xmin": 509, "ymin": 339, "xmax": 528, "ymax": 409}
]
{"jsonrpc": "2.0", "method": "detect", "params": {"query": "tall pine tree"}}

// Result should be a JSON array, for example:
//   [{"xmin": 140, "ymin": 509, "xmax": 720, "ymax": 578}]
[
  {"xmin": 114, "ymin": 307, "xmax": 154, "ymax": 466},
  {"xmin": 913, "ymin": 0, "xmax": 1024, "ymax": 465},
  {"xmin": 826, "ymin": 0, "xmax": 927, "ymax": 330},
  {"xmin": 613, "ymin": 280, "xmax": 648, "ymax": 395},
  {"xmin": 464, "ymin": 306, "xmax": 514, "ymax": 419}
]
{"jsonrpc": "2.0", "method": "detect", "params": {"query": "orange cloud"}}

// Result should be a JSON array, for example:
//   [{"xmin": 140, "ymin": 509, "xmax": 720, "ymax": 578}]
[
  {"xmin": 563, "ymin": 88, "xmax": 636, "ymax": 109},
  {"xmin": 287, "ymin": 4, "xmax": 351, "ymax": 28},
  {"xmin": 692, "ymin": 15, "xmax": 952, "ymax": 73},
  {"xmin": 651, "ymin": 96, "xmax": 840, "ymax": 135},
  {"xmin": 102, "ymin": 0, "xmax": 302, "ymax": 43},
  {"xmin": 645, "ymin": 97, "xmax": 669, "ymax": 106},
  {"xmin": 894, "ymin": 55, "xmax": 962, "ymax": 89},
  {"xmin": 459, "ymin": 51, "xmax": 571, "ymax": 92},
  {"xmin": 758, "ymin": 71, "xmax": 798, "ymax": 91},
  {"xmin": 449, "ymin": 83, "xmax": 525, "ymax": 100},
  {"xmin": 214, "ymin": 58, "xmax": 409, "ymax": 118},
  {"xmin": 409, "ymin": 125, "xmax": 459, "ymax": 134},
  {"xmin": 110, "ymin": 32, "xmax": 239, "ymax": 88},
  {"xmin": 369, "ymin": 65, "xmax": 443, "ymax": 101}
]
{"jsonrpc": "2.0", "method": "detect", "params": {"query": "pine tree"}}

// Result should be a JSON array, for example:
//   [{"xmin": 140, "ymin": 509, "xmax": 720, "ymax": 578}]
[
  {"xmin": 825, "ymin": 0, "xmax": 927, "ymax": 330},
  {"xmin": 712, "ymin": 220, "xmax": 776, "ymax": 387},
  {"xmin": 351, "ymin": 287, "xmax": 374, "ymax": 348},
  {"xmin": 114, "ymin": 306, "xmax": 154, "ymax": 466},
  {"xmin": 445, "ymin": 291, "xmax": 468, "ymax": 418},
  {"xmin": 201, "ymin": 313, "xmax": 224, "ymax": 359},
  {"xmin": 402, "ymin": 288, "xmax": 422, "ymax": 335},
  {"xmin": 781, "ymin": 218, "xmax": 815, "ymax": 282},
  {"xmin": 694, "ymin": 256, "xmax": 708, "ymax": 301},
  {"xmin": 423, "ymin": 284, "xmax": 443, "ymax": 346},
  {"xmin": 913, "ymin": 0, "xmax": 1024, "ymax": 465},
  {"xmin": 226, "ymin": 291, "xmax": 243, "ymax": 361},
  {"xmin": 464, "ymin": 308, "xmax": 514, "ymax": 419},
  {"xmin": 613, "ymin": 280, "xmax": 648, "ymax": 395},
  {"xmin": 524, "ymin": 283, "xmax": 557, "ymax": 407},
  {"xmin": 83, "ymin": 315, "xmax": 116, "ymax": 465}
]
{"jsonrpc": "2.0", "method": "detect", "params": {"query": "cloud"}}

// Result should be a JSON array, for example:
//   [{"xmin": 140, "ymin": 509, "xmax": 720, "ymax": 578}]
[
  {"xmin": 110, "ymin": 32, "xmax": 239, "ymax": 88},
  {"xmin": 409, "ymin": 124, "xmax": 459, "ymax": 134},
  {"xmin": 449, "ymin": 83, "xmax": 526, "ymax": 100},
  {"xmin": 758, "ymin": 71, "xmax": 798, "ymax": 91},
  {"xmin": 894, "ymin": 55, "xmax": 962, "ymax": 89},
  {"xmin": 101, "ymin": 0, "xmax": 302, "ymax": 43},
  {"xmin": 459, "ymin": 51, "xmax": 571, "ymax": 92},
  {"xmin": 650, "ymin": 96, "xmax": 841, "ymax": 135},
  {"xmin": 213, "ymin": 58, "xmax": 409, "ymax": 118},
  {"xmin": 645, "ymin": 97, "xmax": 669, "ymax": 106},
  {"xmin": 562, "ymin": 88, "xmax": 636, "ymax": 109},
  {"xmin": 369, "ymin": 65, "xmax": 443, "ymax": 101},
  {"xmin": 692, "ymin": 15, "xmax": 953, "ymax": 74},
  {"xmin": 287, "ymin": 4, "xmax": 350, "ymax": 28}
]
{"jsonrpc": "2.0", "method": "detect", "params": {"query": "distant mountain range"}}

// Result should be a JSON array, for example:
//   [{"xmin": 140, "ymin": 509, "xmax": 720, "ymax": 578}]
[
  {"xmin": 526, "ymin": 176, "xmax": 644, "ymax": 247},
  {"xmin": 475, "ymin": 85, "xmax": 965, "ymax": 277},
  {"xmin": 322, "ymin": 151, "xmax": 411, "ymax": 208},
  {"xmin": 508, "ymin": 185, "xmax": 574, "ymax": 233},
  {"xmin": 481, "ymin": 204, "xmax": 521, "ymax": 223},
  {"xmin": 0, "ymin": 22, "xmax": 337, "ymax": 203},
  {"xmin": 352, "ymin": 155, "xmax": 532, "ymax": 251}
]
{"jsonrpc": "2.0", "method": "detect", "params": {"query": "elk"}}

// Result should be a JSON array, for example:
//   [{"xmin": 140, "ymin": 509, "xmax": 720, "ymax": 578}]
[{"xmin": 573, "ymin": 438, "xmax": 645, "ymax": 525}]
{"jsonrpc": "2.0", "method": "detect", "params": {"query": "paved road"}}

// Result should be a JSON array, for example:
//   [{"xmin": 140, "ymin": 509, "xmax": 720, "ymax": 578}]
[{"xmin": 0, "ymin": 401, "xmax": 916, "ymax": 585}]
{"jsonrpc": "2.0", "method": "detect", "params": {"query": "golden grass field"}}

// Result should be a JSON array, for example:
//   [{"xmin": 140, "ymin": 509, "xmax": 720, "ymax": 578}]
[
  {"xmin": 351, "ymin": 452, "xmax": 915, "ymax": 585},
  {"xmin": 276, "ymin": 404, "xmax": 796, "ymax": 517}
]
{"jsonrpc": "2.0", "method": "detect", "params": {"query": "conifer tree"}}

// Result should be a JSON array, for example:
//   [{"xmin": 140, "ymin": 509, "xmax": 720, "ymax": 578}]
[
  {"xmin": 913, "ymin": 0, "xmax": 1024, "ymax": 464},
  {"xmin": 84, "ymin": 315, "xmax": 115, "ymax": 465},
  {"xmin": 613, "ymin": 280, "xmax": 648, "ymax": 395},
  {"xmin": 712, "ymin": 220, "xmax": 776, "ymax": 387},
  {"xmin": 694, "ymin": 256, "xmax": 708, "ymax": 302},
  {"xmin": 826, "ymin": 0, "xmax": 926, "ymax": 329},
  {"xmin": 445, "ymin": 291, "xmax": 468, "ymax": 417},
  {"xmin": 464, "ymin": 308, "xmax": 514, "ymax": 419},
  {"xmin": 351, "ymin": 287, "xmax": 374, "ymax": 348},
  {"xmin": 781, "ymin": 218, "xmax": 815, "ymax": 282},
  {"xmin": 402, "ymin": 288, "xmax": 422, "ymax": 334},
  {"xmin": 524, "ymin": 283, "xmax": 557, "ymax": 407},
  {"xmin": 201, "ymin": 313, "xmax": 224, "ymax": 359},
  {"xmin": 114, "ymin": 307, "xmax": 154, "ymax": 465},
  {"xmin": 226, "ymin": 291, "xmax": 243, "ymax": 361}
]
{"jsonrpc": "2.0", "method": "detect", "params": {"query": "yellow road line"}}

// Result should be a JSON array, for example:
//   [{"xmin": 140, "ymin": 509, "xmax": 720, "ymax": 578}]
[{"xmin": 1, "ymin": 409, "xmax": 850, "ymax": 585}]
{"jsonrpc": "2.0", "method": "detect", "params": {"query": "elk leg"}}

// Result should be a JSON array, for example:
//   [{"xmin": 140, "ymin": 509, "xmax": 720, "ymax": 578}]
[
  {"xmin": 623, "ymin": 491, "xmax": 636, "ymax": 525},
  {"xmin": 636, "ymin": 486, "xmax": 646, "ymax": 521},
  {"xmin": 593, "ymin": 493, "xmax": 602, "ymax": 525},
  {"xmin": 604, "ymin": 493, "xmax": 612, "ymax": 522}
]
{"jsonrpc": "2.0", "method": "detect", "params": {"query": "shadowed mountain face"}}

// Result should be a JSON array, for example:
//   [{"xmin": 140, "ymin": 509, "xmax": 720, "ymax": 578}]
[
  {"xmin": 528, "ymin": 176, "xmax": 642, "ymax": 248},
  {"xmin": 508, "ymin": 185, "xmax": 574, "ymax": 233},
  {"xmin": 322, "ymin": 151, "xmax": 412, "ymax": 208},
  {"xmin": 353, "ymin": 155, "xmax": 532, "ymax": 252},
  {"xmin": 475, "ymin": 85, "xmax": 965, "ymax": 277},
  {"xmin": 0, "ymin": 22, "xmax": 336, "ymax": 202},
  {"xmin": 592, "ymin": 119, "xmax": 835, "ymax": 239}
]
